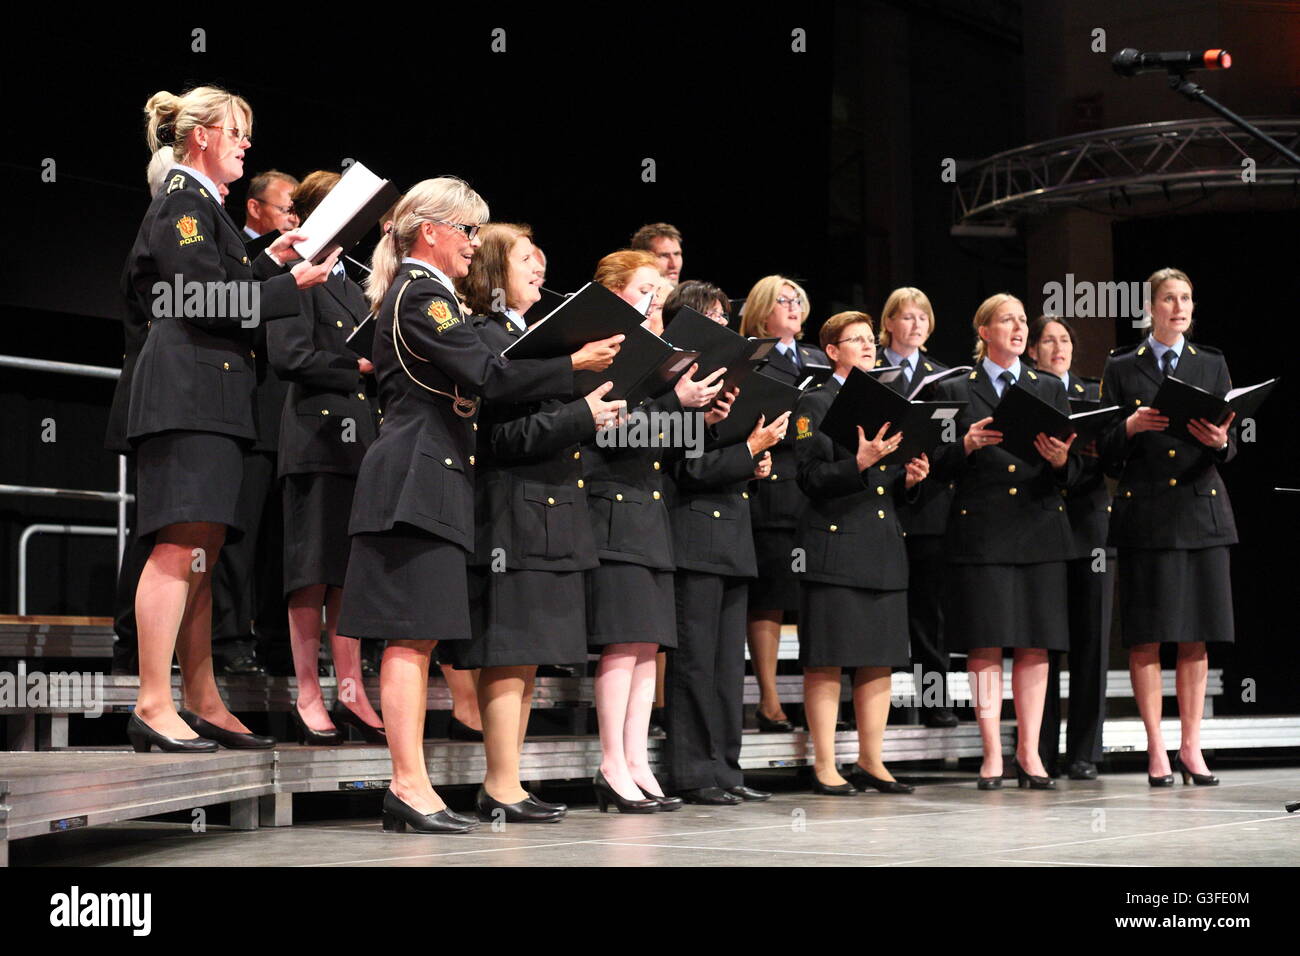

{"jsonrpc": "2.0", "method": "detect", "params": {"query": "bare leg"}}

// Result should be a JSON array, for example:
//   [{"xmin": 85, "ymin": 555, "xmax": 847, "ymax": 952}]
[
  {"xmin": 517, "ymin": 671, "xmax": 536, "ymax": 753},
  {"xmin": 804, "ymin": 667, "xmax": 845, "ymax": 785},
  {"xmin": 851, "ymin": 666, "xmax": 895, "ymax": 780},
  {"xmin": 594, "ymin": 644, "xmax": 644, "ymax": 800},
  {"xmin": 478, "ymin": 665, "xmax": 533, "ymax": 804},
  {"xmin": 328, "ymin": 588, "xmax": 381, "ymax": 727},
  {"xmin": 1011, "ymin": 648, "xmax": 1049, "ymax": 777},
  {"xmin": 654, "ymin": 651, "xmax": 666, "ymax": 710},
  {"xmin": 968, "ymin": 648, "xmax": 1004, "ymax": 779},
  {"xmin": 625, "ymin": 643, "xmax": 664, "ymax": 796},
  {"xmin": 383, "ymin": 640, "xmax": 444, "ymax": 814},
  {"xmin": 442, "ymin": 664, "xmax": 482, "ymax": 731},
  {"xmin": 1175, "ymin": 642, "xmax": 1211, "ymax": 774},
  {"xmin": 176, "ymin": 534, "xmax": 254, "ymax": 733},
  {"xmin": 1129, "ymin": 643, "xmax": 1170, "ymax": 776},
  {"xmin": 748, "ymin": 610, "xmax": 788, "ymax": 722},
  {"xmin": 288, "ymin": 584, "xmax": 334, "ymax": 731}
]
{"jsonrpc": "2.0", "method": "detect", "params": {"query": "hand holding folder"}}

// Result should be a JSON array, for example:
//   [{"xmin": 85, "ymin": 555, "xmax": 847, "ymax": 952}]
[
  {"xmin": 819, "ymin": 367, "xmax": 966, "ymax": 465},
  {"xmin": 1148, "ymin": 375, "xmax": 1278, "ymax": 445}
]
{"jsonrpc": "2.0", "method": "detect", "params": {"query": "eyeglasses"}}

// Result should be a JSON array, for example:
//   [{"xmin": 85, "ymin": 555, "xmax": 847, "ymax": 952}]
[
  {"xmin": 436, "ymin": 221, "xmax": 481, "ymax": 240},
  {"xmin": 204, "ymin": 125, "xmax": 251, "ymax": 144},
  {"xmin": 254, "ymin": 197, "xmax": 294, "ymax": 216},
  {"xmin": 704, "ymin": 309, "xmax": 728, "ymax": 321},
  {"xmin": 836, "ymin": 335, "xmax": 874, "ymax": 347},
  {"xmin": 775, "ymin": 295, "xmax": 804, "ymax": 308}
]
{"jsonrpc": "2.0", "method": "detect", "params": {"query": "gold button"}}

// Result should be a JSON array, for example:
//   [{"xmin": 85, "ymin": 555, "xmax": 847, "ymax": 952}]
[
  {"xmin": 878, "ymin": 465, "xmax": 886, "ymax": 471},
  {"xmin": 877, "ymin": 510, "xmax": 886, "ymax": 519},
  {"xmin": 829, "ymin": 524, "xmax": 838, "ymax": 532},
  {"xmin": 547, "ymin": 497, "xmax": 556, "ymax": 505},
  {"xmin": 1168, "ymin": 449, "xmax": 1176, "ymax": 458},
  {"xmin": 960, "ymin": 509, "xmax": 968, "ymax": 516},
  {"xmin": 653, "ymin": 461, "xmax": 660, "ymax": 470},
  {"xmin": 1008, "ymin": 487, "xmax": 1018, "ymax": 495},
  {"xmin": 241, "ymin": 255, "xmax": 249, "ymax": 264},
  {"xmin": 742, "ymin": 492, "xmax": 749, "ymax": 499},
  {"xmin": 222, "ymin": 362, "xmax": 230, "ymax": 370},
  {"xmin": 770, "ymin": 474, "xmax": 778, "ymax": 481},
  {"xmin": 1168, "ymin": 478, "xmax": 1177, "ymax": 487},
  {"xmin": 1106, "ymin": 505, "xmax": 1112, "ymax": 513},
  {"xmin": 712, "ymin": 510, "xmax": 721, "ymax": 518},
  {"xmin": 469, "ymin": 455, "xmax": 475, "ymax": 465},
  {"xmin": 321, "ymin": 409, "xmax": 329, "ymax": 415},
  {"xmin": 358, "ymin": 393, "xmax": 366, "ymax": 399},
  {"xmin": 577, "ymin": 479, "xmax": 584, "ymax": 488},
  {"xmin": 1125, "ymin": 490, "xmax": 1132, "ymax": 498},
  {"xmin": 249, "ymin": 350, "xmax": 255, "ymax": 358},
  {"xmin": 336, "ymin": 320, "xmax": 343, "ymax": 327},
  {"xmin": 1007, "ymin": 464, "xmax": 1016, "ymax": 473},
  {"xmin": 616, "ymin": 493, "xmax": 623, "ymax": 501},
  {"xmin": 948, "ymin": 482, "xmax": 956, "ymax": 490},
  {"xmin": 1135, "ymin": 399, "xmax": 1143, "ymax": 406},
  {"xmin": 653, "ymin": 491, "xmax": 661, "ymax": 500},
  {"xmin": 876, "ymin": 486, "xmax": 885, "ymax": 495},
  {"xmin": 902, "ymin": 531, "xmax": 907, "ymax": 538},
  {"xmin": 1211, "ymin": 489, "xmax": 1217, "ymax": 496},
  {"xmin": 658, "ymin": 432, "xmax": 665, "ymax": 440},
  {"xmin": 444, "ymin": 458, "xmax": 452, "ymax": 466},
  {"xmin": 573, "ymin": 451, "xmax": 580, "ymax": 460},
  {"xmin": 472, "ymin": 423, "xmax": 478, "ymax": 431},
  {"xmin": 1058, "ymin": 505, "xmax": 1064, "ymax": 512}
]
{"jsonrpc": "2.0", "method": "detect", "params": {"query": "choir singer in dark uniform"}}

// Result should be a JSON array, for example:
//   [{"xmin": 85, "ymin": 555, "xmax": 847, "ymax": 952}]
[
  {"xmin": 125, "ymin": 86, "xmax": 337, "ymax": 752},
  {"xmin": 1099, "ymin": 268, "xmax": 1236, "ymax": 787},
  {"xmin": 336, "ymin": 179, "xmax": 622, "ymax": 833},
  {"xmin": 268, "ymin": 170, "xmax": 385, "ymax": 745},
  {"xmin": 795, "ymin": 312, "xmax": 928, "ymax": 795},
  {"xmin": 929, "ymin": 294, "xmax": 1080, "ymax": 789}
]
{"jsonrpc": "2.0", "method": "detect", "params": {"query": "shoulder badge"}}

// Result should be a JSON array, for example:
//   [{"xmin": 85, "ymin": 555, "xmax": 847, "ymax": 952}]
[
  {"xmin": 1074, "ymin": 383, "xmax": 1084, "ymax": 393},
  {"xmin": 427, "ymin": 298, "xmax": 461, "ymax": 334},
  {"xmin": 969, "ymin": 371, "xmax": 978, "ymax": 380},
  {"xmin": 923, "ymin": 362, "xmax": 933, "ymax": 372},
  {"xmin": 874, "ymin": 357, "xmax": 883, "ymax": 367},
  {"xmin": 1108, "ymin": 342, "xmax": 1138, "ymax": 356},
  {"xmin": 175, "ymin": 214, "xmax": 204, "ymax": 247},
  {"xmin": 795, "ymin": 415, "xmax": 812, "ymax": 440},
  {"xmin": 1027, "ymin": 369, "xmax": 1037, "ymax": 380},
  {"xmin": 1137, "ymin": 345, "xmax": 1147, "ymax": 356},
  {"xmin": 408, "ymin": 269, "xmax": 428, "ymax": 279},
  {"xmin": 166, "ymin": 173, "xmax": 186, "ymax": 194}
]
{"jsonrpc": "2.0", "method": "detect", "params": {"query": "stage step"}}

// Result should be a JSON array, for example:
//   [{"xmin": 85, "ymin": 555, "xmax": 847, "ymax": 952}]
[{"xmin": 0, "ymin": 616, "xmax": 115, "ymax": 659}]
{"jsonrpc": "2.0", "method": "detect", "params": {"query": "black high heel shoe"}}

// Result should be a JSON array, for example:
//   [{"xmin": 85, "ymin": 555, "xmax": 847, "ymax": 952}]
[
  {"xmin": 635, "ymin": 787, "xmax": 684, "ymax": 811},
  {"xmin": 476, "ymin": 786, "xmax": 565, "ymax": 823},
  {"xmin": 127, "ymin": 713, "xmax": 217, "ymax": 753},
  {"xmin": 447, "ymin": 715, "xmax": 484, "ymax": 742},
  {"xmin": 1173, "ymin": 753, "xmax": 1219, "ymax": 786},
  {"xmin": 330, "ymin": 701, "xmax": 386, "ymax": 743},
  {"xmin": 811, "ymin": 773, "xmax": 858, "ymax": 796},
  {"xmin": 178, "ymin": 710, "xmax": 275, "ymax": 750},
  {"xmin": 381, "ymin": 789, "xmax": 479, "ymax": 833},
  {"xmin": 1148, "ymin": 752, "xmax": 1176, "ymax": 787},
  {"xmin": 1014, "ymin": 760, "xmax": 1055, "ymax": 790},
  {"xmin": 755, "ymin": 711, "xmax": 794, "ymax": 733},
  {"xmin": 291, "ymin": 702, "xmax": 343, "ymax": 746},
  {"xmin": 847, "ymin": 764, "xmax": 915, "ymax": 794},
  {"xmin": 977, "ymin": 774, "xmax": 1003, "ymax": 790},
  {"xmin": 592, "ymin": 771, "xmax": 659, "ymax": 813}
]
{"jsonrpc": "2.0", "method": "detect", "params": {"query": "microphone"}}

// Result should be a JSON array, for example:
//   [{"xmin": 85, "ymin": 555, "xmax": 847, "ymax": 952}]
[{"xmin": 1112, "ymin": 47, "xmax": 1231, "ymax": 77}]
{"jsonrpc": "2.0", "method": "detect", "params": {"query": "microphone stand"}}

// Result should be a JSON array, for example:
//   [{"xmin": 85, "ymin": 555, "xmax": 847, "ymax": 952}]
[{"xmin": 1166, "ymin": 72, "xmax": 1300, "ymax": 170}]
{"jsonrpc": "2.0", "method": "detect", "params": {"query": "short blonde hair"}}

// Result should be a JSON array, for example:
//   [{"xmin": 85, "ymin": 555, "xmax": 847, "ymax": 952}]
[
  {"xmin": 738, "ymin": 275, "xmax": 810, "ymax": 339},
  {"xmin": 366, "ymin": 176, "xmax": 490, "ymax": 310},
  {"xmin": 144, "ymin": 86, "xmax": 252, "ymax": 165},
  {"xmin": 971, "ymin": 293, "xmax": 1023, "ymax": 362},
  {"xmin": 594, "ymin": 249, "xmax": 658, "ymax": 292},
  {"xmin": 879, "ymin": 287, "xmax": 936, "ymax": 350}
]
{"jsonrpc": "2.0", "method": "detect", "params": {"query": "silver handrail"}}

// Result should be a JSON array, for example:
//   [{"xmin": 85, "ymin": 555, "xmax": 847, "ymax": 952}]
[{"xmin": 17, "ymin": 525, "xmax": 121, "ymax": 615}]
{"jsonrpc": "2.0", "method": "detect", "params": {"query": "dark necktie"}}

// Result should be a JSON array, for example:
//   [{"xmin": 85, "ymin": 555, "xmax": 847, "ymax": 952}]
[
  {"xmin": 999, "ymin": 370, "xmax": 1015, "ymax": 394},
  {"xmin": 787, "ymin": 346, "xmax": 800, "ymax": 370},
  {"xmin": 1161, "ymin": 350, "xmax": 1176, "ymax": 377},
  {"xmin": 900, "ymin": 361, "xmax": 913, "ymax": 396}
]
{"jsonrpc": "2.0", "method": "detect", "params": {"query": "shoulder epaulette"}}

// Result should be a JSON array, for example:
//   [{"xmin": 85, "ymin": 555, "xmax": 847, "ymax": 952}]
[
  {"xmin": 1189, "ymin": 342, "xmax": 1222, "ymax": 355},
  {"xmin": 407, "ymin": 268, "xmax": 430, "ymax": 280},
  {"xmin": 1108, "ymin": 342, "xmax": 1140, "ymax": 357},
  {"xmin": 1026, "ymin": 369, "xmax": 1038, "ymax": 381},
  {"xmin": 165, "ymin": 173, "xmax": 186, "ymax": 194}
]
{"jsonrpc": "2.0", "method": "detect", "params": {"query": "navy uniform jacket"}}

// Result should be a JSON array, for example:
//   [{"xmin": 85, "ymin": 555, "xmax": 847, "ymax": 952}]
[
  {"xmin": 875, "ymin": 350, "xmax": 956, "ymax": 537},
  {"xmin": 667, "ymin": 438, "xmax": 758, "ymax": 579},
  {"xmin": 124, "ymin": 169, "xmax": 300, "ymax": 442},
  {"xmin": 1054, "ymin": 373, "xmax": 1112, "ymax": 559},
  {"xmin": 748, "ymin": 341, "xmax": 830, "ymax": 531},
  {"xmin": 105, "ymin": 256, "xmax": 151, "ymax": 452},
  {"xmin": 793, "ymin": 379, "xmax": 911, "ymax": 590},
  {"xmin": 582, "ymin": 392, "xmax": 685, "ymax": 571},
  {"xmin": 347, "ymin": 262, "xmax": 574, "ymax": 551},
  {"xmin": 1099, "ymin": 340, "xmax": 1238, "ymax": 550},
  {"xmin": 470, "ymin": 313, "xmax": 599, "ymax": 572},
  {"xmin": 930, "ymin": 364, "xmax": 1081, "ymax": 564},
  {"xmin": 269, "ymin": 271, "xmax": 378, "ymax": 477}
]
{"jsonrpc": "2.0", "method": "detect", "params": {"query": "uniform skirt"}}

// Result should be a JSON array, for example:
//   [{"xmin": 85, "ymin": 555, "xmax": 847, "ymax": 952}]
[
  {"xmin": 452, "ymin": 566, "xmax": 588, "ymax": 668},
  {"xmin": 749, "ymin": 528, "xmax": 801, "ymax": 612},
  {"xmin": 336, "ymin": 525, "xmax": 470, "ymax": 643},
  {"xmin": 944, "ymin": 562, "xmax": 1069, "ymax": 651},
  {"xmin": 1117, "ymin": 546, "xmax": 1233, "ymax": 646},
  {"xmin": 798, "ymin": 583, "xmax": 909, "ymax": 668},
  {"xmin": 586, "ymin": 561, "xmax": 677, "ymax": 648},
  {"xmin": 135, "ymin": 430, "xmax": 247, "ymax": 538},
  {"xmin": 281, "ymin": 472, "xmax": 356, "ymax": 595}
]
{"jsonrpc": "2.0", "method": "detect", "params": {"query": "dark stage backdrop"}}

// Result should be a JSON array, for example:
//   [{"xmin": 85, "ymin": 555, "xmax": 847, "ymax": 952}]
[{"xmin": 1113, "ymin": 209, "xmax": 1300, "ymax": 713}]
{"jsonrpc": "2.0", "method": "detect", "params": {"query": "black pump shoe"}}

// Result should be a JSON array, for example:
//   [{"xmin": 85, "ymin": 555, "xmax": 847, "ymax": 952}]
[
  {"xmin": 291, "ymin": 702, "xmax": 343, "ymax": 746},
  {"xmin": 1014, "ymin": 760, "xmax": 1055, "ymax": 790},
  {"xmin": 382, "ymin": 789, "xmax": 479, "ymax": 833},
  {"xmin": 811, "ymin": 775, "xmax": 858, "ymax": 796},
  {"xmin": 679, "ymin": 787, "xmax": 741, "ymax": 806},
  {"xmin": 448, "ymin": 715, "xmax": 484, "ymax": 742},
  {"xmin": 330, "ymin": 701, "xmax": 385, "ymax": 743},
  {"xmin": 977, "ymin": 774, "xmax": 1003, "ymax": 790},
  {"xmin": 593, "ymin": 771, "xmax": 660, "ymax": 813},
  {"xmin": 127, "ymin": 713, "xmax": 217, "ymax": 753},
  {"xmin": 476, "ymin": 786, "xmax": 565, "ymax": 823},
  {"xmin": 847, "ymin": 764, "xmax": 915, "ymax": 794},
  {"xmin": 178, "ymin": 710, "xmax": 275, "ymax": 750},
  {"xmin": 525, "ymin": 794, "xmax": 568, "ymax": 814},
  {"xmin": 1173, "ymin": 753, "xmax": 1219, "ymax": 786},
  {"xmin": 755, "ymin": 711, "xmax": 794, "ymax": 733}
]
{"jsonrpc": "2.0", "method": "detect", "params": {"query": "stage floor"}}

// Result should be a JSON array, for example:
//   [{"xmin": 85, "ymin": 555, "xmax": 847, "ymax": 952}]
[{"xmin": 9, "ymin": 767, "xmax": 1297, "ymax": 867}]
